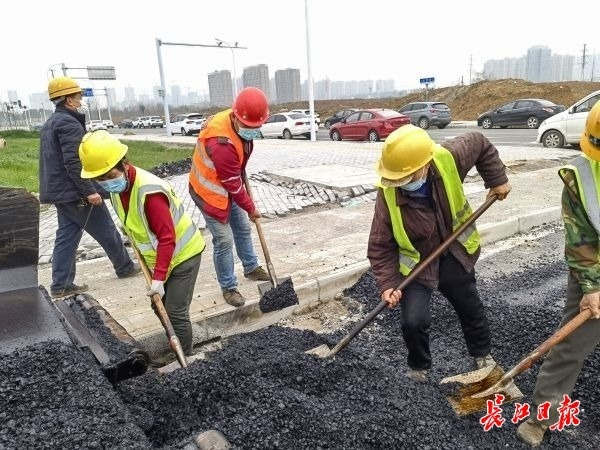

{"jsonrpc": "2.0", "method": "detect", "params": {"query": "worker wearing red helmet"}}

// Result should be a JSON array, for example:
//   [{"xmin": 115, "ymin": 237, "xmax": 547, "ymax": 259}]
[{"xmin": 188, "ymin": 87, "xmax": 271, "ymax": 307}]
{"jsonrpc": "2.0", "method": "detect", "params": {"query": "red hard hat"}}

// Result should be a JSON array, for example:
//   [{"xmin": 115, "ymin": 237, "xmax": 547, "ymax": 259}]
[{"xmin": 232, "ymin": 87, "xmax": 269, "ymax": 127}]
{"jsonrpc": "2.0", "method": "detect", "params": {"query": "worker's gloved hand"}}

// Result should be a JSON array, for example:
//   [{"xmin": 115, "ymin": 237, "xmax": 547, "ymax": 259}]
[
  {"xmin": 86, "ymin": 193, "xmax": 103, "ymax": 205},
  {"xmin": 147, "ymin": 280, "xmax": 165, "ymax": 298},
  {"xmin": 382, "ymin": 288, "xmax": 402, "ymax": 308},
  {"xmin": 248, "ymin": 209, "xmax": 261, "ymax": 223},
  {"xmin": 580, "ymin": 292, "xmax": 600, "ymax": 319},
  {"xmin": 487, "ymin": 182, "xmax": 512, "ymax": 201}
]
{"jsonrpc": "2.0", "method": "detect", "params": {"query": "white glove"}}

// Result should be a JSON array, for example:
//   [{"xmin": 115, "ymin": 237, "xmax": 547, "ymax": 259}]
[{"xmin": 147, "ymin": 280, "xmax": 165, "ymax": 298}]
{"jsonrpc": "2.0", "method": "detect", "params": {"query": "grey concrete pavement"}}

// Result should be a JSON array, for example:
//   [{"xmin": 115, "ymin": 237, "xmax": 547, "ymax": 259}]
[{"xmin": 37, "ymin": 137, "xmax": 580, "ymax": 356}]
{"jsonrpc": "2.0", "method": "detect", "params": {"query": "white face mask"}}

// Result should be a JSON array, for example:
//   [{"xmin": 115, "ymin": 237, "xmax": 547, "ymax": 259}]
[{"xmin": 76, "ymin": 99, "xmax": 88, "ymax": 114}]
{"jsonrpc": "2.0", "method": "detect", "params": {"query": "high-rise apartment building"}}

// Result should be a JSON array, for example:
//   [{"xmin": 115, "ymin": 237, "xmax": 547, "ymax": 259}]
[
  {"xmin": 170, "ymin": 85, "xmax": 182, "ymax": 107},
  {"xmin": 242, "ymin": 64, "xmax": 270, "ymax": 100},
  {"xmin": 208, "ymin": 70, "xmax": 233, "ymax": 107},
  {"xmin": 124, "ymin": 86, "xmax": 136, "ymax": 106},
  {"xmin": 526, "ymin": 46, "xmax": 552, "ymax": 82},
  {"xmin": 274, "ymin": 68, "xmax": 301, "ymax": 103}
]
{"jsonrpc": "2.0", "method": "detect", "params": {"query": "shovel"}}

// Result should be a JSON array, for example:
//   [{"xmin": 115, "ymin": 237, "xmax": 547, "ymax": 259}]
[
  {"xmin": 130, "ymin": 242, "xmax": 188, "ymax": 368},
  {"xmin": 306, "ymin": 195, "xmax": 498, "ymax": 359},
  {"xmin": 242, "ymin": 173, "xmax": 295, "ymax": 300},
  {"xmin": 440, "ymin": 308, "xmax": 592, "ymax": 415}
]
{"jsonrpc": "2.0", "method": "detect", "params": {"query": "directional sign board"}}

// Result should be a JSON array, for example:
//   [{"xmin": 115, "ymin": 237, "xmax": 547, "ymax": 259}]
[
  {"xmin": 82, "ymin": 88, "xmax": 94, "ymax": 97},
  {"xmin": 87, "ymin": 66, "xmax": 116, "ymax": 80},
  {"xmin": 419, "ymin": 77, "xmax": 435, "ymax": 84}
]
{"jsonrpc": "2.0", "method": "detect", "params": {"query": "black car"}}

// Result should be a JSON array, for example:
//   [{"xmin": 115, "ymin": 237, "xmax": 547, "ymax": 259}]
[
  {"xmin": 324, "ymin": 109, "xmax": 358, "ymax": 129},
  {"xmin": 477, "ymin": 99, "xmax": 565, "ymax": 129},
  {"xmin": 118, "ymin": 119, "xmax": 134, "ymax": 129}
]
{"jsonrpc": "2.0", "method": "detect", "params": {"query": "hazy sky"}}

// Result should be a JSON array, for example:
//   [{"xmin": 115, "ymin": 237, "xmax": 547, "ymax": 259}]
[{"xmin": 1, "ymin": 0, "xmax": 597, "ymax": 102}]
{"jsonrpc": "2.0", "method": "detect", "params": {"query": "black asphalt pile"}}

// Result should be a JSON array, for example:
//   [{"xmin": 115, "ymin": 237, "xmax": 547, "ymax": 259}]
[
  {"xmin": 258, "ymin": 279, "xmax": 299, "ymax": 313},
  {"xmin": 116, "ymin": 242, "xmax": 599, "ymax": 449},
  {"xmin": 67, "ymin": 294, "xmax": 136, "ymax": 365},
  {"xmin": 0, "ymin": 340, "xmax": 150, "ymax": 449},
  {"xmin": 149, "ymin": 158, "xmax": 192, "ymax": 178}
]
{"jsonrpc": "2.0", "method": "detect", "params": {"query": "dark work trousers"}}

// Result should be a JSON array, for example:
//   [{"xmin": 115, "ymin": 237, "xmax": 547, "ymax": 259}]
[
  {"xmin": 152, "ymin": 253, "xmax": 202, "ymax": 356},
  {"xmin": 400, "ymin": 253, "xmax": 491, "ymax": 370},
  {"xmin": 51, "ymin": 201, "xmax": 134, "ymax": 292},
  {"xmin": 532, "ymin": 273, "xmax": 600, "ymax": 427}
]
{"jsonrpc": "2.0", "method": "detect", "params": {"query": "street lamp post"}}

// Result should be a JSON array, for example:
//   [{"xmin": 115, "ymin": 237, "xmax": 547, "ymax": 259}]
[{"xmin": 216, "ymin": 38, "xmax": 239, "ymax": 97}]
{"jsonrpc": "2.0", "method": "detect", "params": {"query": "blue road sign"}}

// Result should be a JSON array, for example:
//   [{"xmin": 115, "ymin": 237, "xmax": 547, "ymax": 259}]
[
  {"xmin": 419, "ymin": 77, "xmax": 435, "ymax": 84},
  {"xmin": 82, "ymin": 88, "xmax": 94, "ymax": 97}
]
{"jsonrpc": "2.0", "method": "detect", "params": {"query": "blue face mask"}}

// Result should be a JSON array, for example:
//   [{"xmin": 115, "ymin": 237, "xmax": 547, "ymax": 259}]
[
  {"xmin": 98, "ymin": 175, "xmax": 127, "ymax": 193},
  {"xmin": 237, "ymin": 126, "xmax": 262, "ymax": 141},
  {"xmin": 401, "ymin": 177, "xmax": 427, "ymax": 192}
]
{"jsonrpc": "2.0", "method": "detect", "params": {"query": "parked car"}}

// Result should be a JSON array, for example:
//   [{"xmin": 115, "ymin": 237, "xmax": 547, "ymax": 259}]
[
  {"xmin": 324, "ymin": 109, "xmax": 358, "ymax": 129},
  {"xmin": 477, "ymin": 99, "xmax": 565, "ymax": 129},
  {"xmin": 86, "ymin": 120, "xmax": 108, "ymax": 132},
  {"xmin": 396, "ymin": 101, "xmax": 451, "ymax": 129},
  {"xmin": 118, "ymin": 119, "xmax": 134, "ymax": 128},
  {"xmin": 329, "ymin": 109, "xmax": 410, "ymax": 142},
  {"xmin": 289, "ymin": 109, "xmax": 320, "ymax": 127},
  {"xmin": 170, "ymin": 113, "xmax": 205, "ymax": 136},
  {"xmin": 140, "ymin": 116, "xmax": 164, "ymax": 128},
  {"xmin": 132, "ymin": 117, "xmax": 145, "ymax": 128},
  {"xmin": 260, "ymin": 112, "xmax": 311, "ymax": 139},
  {"xmin": 102, "ymin": 119, "xmax": 115, "ymax": 129},
  {"xmin": 537, "ymin": 90, "xmax": 600, "ymax": 148}
]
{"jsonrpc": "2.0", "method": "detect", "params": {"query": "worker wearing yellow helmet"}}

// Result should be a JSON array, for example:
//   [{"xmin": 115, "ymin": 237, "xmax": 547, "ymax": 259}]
[
  {"xmin": 517, "ymin": 100, "xmax": 600, "ymax": 446},
  {"xmin": 368, "ymin": 124, "xmax": 511, "ymax": 383},
  {"xmin": 79, "ymin": 131, "xmax": 206, "ymax": 356},
  {"xmin": 39, "ymin": 77, "xmax": 138, "ymax": 298}
]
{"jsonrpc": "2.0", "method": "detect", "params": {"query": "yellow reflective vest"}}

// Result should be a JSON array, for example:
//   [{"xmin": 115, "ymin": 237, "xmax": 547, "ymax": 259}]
[
  {"xmin": 382, "ymin": 147, "xmax": 480, "ymax": 276},
  {"xmin": 111, "ymin": 168, "xmax": 205, "ymax": 277}
]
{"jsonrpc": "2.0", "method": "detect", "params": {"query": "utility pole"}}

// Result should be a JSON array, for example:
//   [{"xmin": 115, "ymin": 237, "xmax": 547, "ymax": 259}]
[
  {"xmin": 581, "ymin": 44, "xmax": 588, "ymax": 81},
  {"xmin": 469, "ymin": 55, "xmax": 473, "ymax": 85}
]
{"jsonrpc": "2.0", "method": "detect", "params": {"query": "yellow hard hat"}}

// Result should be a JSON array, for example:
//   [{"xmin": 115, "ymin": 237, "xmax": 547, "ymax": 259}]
[
  {"xmin": 79, "ymin": 131, "xmax": 128, "ymax": 178},
  {"xmin": 48, "ymin": 76, "xmax": 82, "ymax": 100},
  {"xmin": 581, "ymin": 101, "xmax": 600, "ymax": 161},
  {"xmin": 376, "ymin": 125, "xmax": 436, "ymax": 185}
]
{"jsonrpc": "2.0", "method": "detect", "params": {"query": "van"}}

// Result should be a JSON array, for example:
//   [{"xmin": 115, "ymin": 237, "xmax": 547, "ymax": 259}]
[{"xmin": 537, "ymin": 90, "xmax": 600, "ymax": 148}]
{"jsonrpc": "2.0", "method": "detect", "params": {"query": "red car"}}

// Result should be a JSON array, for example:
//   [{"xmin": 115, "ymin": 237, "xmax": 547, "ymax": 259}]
[{"xmin": 329, "ymin": 108, "xmax": 410, "ymax": 142}]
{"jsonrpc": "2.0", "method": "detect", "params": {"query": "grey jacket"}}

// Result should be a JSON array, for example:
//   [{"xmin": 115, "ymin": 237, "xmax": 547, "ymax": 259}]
[{"xmin": 38, "ymin": 106, "xmax": 96, "ymax": 204}]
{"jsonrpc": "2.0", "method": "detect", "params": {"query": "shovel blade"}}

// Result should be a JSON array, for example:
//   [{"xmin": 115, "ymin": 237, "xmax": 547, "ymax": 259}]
[
  {"xmin": 440, "ymin": 363, "xmax": 524, "ymax": 416},
  {"xmin": 305, "ymin": 344, "xmax": 331, "ymax": 358},
  {"xmin": 258, "ymin": 277, "xmax": 292, "ymax": 297}
]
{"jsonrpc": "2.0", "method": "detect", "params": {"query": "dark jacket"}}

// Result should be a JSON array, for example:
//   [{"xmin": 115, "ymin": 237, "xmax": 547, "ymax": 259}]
[
  {"xmin": 367, "ymin": 132, "xmax": 508, "ymax": 293},
  {"xmin": 39, "ymin": 106, "xmax": 96, "ymax": 204}
]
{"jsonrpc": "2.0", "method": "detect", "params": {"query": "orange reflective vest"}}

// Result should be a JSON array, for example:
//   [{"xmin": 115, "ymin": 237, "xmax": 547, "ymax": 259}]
[{"xmin": 189, "ymin": 109, "xmax": 244, "ymax": 211}]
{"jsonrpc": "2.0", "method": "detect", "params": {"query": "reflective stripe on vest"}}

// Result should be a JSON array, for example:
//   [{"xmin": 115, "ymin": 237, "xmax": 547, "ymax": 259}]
[
  {"xmin": 382, "ymin": 147, "xmax": 480, "ymax": 276},
  {"xmin": 559, "ymin": 155, "xmax": 600, "ymax": 235},
  {"xmin": 189, "ymin": 109, "xmax": 244, "ymax": 211},
  {"xmin": 111, "ymin": 168, "xmax": 205, "ymax": 277}
]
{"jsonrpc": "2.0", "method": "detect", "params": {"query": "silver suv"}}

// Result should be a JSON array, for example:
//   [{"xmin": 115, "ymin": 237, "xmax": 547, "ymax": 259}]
[{"xmin": 397, "ymin": 101, "xmax": 451, "ymax": 129}]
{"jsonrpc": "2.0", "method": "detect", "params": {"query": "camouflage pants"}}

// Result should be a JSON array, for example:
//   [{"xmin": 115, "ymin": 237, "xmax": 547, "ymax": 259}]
[{"xmin": 532, "ymin": 273, "xmax": 600, "ymax": 426}]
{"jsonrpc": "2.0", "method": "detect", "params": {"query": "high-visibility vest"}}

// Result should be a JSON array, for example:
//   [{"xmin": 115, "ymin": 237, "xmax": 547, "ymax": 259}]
[
  {"xmin": 111, "ymin": 168, "xmax": 205, "ymax": 277},
  {"xmin": 382, "ymin": 147, "xmax": 480, "ymax": 276},
  {"xmin": 189, "ymin": 109, "xmax": 244, "ymax": 211},
  {"xmin": 559, "ymin": 154, "xmax": 600, "ymax": 235}
]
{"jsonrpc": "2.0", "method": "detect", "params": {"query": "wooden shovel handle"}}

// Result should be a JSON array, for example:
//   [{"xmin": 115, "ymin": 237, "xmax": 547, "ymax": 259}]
[{"xmin": 506, "ymin": 308, "xmax": 592, "ymax": 379}]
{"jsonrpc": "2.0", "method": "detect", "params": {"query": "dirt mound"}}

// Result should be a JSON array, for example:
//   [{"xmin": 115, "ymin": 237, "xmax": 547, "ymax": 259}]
[{"xmin": 276, "ymin": 79, "xmax": 600, "ymax": 121}]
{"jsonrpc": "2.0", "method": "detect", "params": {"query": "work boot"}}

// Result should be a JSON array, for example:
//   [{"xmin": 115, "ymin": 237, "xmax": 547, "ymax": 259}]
[
  {"xmin": 516, "ymin": 419, "xmax": 548, "ymax": 447},
  {"xmin": 223, "ymin": 288, "xmax": 245, "ymax": 307},
  {"xmin": 244, "ymin": 266, "xmax": 270, "ymax": 281},
  {"xmin": 118, "ymin": 263, "xmax": 142, "ymax": 279},
  {"xmin": 405, "ymin": 369, "xmax": 428, "ymax": 383},
  {"xmin": 51, "ymin": 283, "xmax": 89, "ymax": 298},
  {"xmin": 474, "ymin": 354, "xmax": 496, "ymax": 369}
]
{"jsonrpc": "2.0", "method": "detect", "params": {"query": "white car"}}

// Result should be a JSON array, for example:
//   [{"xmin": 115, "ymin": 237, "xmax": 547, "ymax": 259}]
[
  {"xmin": 86, "ymin": 120, "xmax": 108, "ymax": 132},
  {"xmin": 537, "ymin": 90, "xmax": 600, "ymax": 148},
  {"xmin": 260, "ymin": 112, "xmax": 311, "ymax": 139},
  {"xmin": 132, "ymin": 117, "xmax": 145, "ymax": 128},
  {"xmin": 290, "ymin": 109, "xmax": 320, "ymax": 127},
  {"xmin": 102, "ymin": 119, "xmax": 114, "ymax": 129},
  {"xmin": 170, "ymin": 113, "xmax": 205, "ymax": 136},
  {"xmin": 141, "ymin": 116, "xmax": 164, "ymax": 128}
]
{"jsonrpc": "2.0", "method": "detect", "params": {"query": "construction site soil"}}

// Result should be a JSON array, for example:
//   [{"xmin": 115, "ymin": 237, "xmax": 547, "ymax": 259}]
[{"xmin": 2, "ymin": 228, "xmax": 599, "ymax": 449}]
